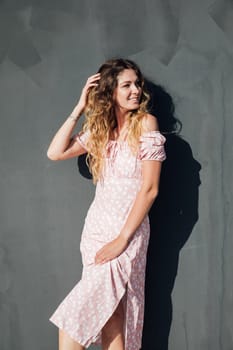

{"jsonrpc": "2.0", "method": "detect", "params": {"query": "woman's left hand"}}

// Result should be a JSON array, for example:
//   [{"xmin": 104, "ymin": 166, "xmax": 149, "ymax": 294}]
[{"xmin": 95, "ymin": 235, "xmax": 129, "ymax": 265}]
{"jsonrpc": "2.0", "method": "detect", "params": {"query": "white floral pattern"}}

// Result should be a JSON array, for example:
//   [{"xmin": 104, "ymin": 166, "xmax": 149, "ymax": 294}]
[{"xmin": 49, "ymin": 130, "xmax": 166, "ymax": 349}]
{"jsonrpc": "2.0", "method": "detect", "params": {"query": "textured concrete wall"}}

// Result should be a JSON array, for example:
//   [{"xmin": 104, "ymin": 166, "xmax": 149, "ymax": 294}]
[{"xmin": 0, "ymin": 1, "xmax": 232, "ymax": 349}]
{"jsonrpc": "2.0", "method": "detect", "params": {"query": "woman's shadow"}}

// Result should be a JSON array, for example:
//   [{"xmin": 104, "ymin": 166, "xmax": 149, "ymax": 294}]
[
  {"xmin": 76, "ymin": 82, "xmax": 201, "ymax": 350},
  {"xmin": 141, "ymin": 81, "xmax": 201, "ymax": 350}
]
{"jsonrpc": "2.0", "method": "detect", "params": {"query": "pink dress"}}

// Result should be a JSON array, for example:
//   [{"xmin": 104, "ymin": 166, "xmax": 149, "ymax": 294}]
[{"xmin": 49, "ymin": 130, "xmax": 166, "ymax": 349}]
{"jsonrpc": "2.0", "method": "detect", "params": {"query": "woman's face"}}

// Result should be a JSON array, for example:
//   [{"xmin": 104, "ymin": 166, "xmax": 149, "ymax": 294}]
[{"xmin": 113, "ymin": 69, "xmax": 142, "ymax": 112}]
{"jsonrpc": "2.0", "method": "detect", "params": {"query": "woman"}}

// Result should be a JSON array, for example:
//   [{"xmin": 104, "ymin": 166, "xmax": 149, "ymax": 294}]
[{"xmin": 47, "ymin": 58, "xmax": 166, "ymax": 350}]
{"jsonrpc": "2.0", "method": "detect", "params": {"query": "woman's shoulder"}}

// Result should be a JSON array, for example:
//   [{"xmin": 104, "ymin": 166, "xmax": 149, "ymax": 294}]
[
  {"xmin": 141, "ymin": 113, "xmax": 159, "ymax": 133},
  {"xmin": 139, "ymin": 113, "xmax": 166, "ymax": 144}
]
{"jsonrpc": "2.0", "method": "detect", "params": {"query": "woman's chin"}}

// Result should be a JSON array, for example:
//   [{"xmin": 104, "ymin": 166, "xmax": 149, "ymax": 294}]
[{"xmin": 128, "ymin": 102, "xmax": 140, "ymax": 110}]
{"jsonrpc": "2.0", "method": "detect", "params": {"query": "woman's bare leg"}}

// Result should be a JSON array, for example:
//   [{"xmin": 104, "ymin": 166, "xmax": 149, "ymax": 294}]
[
  {"xmin": 59, "ymin": 329, "xmax": 85, "ymax": 350},
  {"xmin": 102, "ymin": 300, "xmax": 125, "ymax": 350}
]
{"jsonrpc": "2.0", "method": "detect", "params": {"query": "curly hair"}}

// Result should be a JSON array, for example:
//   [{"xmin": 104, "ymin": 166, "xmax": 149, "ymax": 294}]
[{"xmin": 82, "ymin": 58, "xmax": 150, "ymax": 183}]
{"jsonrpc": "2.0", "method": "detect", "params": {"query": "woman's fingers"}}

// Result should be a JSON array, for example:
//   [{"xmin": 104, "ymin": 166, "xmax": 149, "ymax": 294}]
[
  {"xmin": 82, "ymin": 73, "xmax": 100, "ymax": 94},
  {"xmin": 94, "ymin": 236, "xmax": 128, "ymax": 265},
  {"xmin": 86, "ymin": 74, "xmax": 101, "ymax": 86},
  {"xmin": 95, "ymin": 248, "xmax": 110, "ymax": 264},
  {"xmin": 88, "ymin": 73, "xmax": 101, "ymax": 79},
  {"xmin": 87, "ymin": 73, "xmax": 101, "ymax": 84},
  {"xmin": 95, "ymin": 248, "xmax": 108, "ymax": 263},
  {"xmin": 75, "ymin": 73, "xmax": 101, "ymax": 111}
]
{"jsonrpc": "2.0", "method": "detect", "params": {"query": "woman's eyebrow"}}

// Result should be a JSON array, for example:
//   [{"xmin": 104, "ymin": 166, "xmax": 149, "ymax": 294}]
[
  {"xmin": 119, "ymin": 79, "xmax": 138, "ymax": 85},
  {"xmin": 119, "ymin": 80, "xmax": 131, "ymax": 85}
]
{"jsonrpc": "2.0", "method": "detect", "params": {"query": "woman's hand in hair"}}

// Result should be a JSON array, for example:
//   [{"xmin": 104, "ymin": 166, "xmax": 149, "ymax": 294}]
[
  {"xmin": 75, "ymin": 73, "xmax": 101, "ymax": 114},
  {"xmin": 94, "ymin": 235, "xmax": 129, "ymax": 265}
]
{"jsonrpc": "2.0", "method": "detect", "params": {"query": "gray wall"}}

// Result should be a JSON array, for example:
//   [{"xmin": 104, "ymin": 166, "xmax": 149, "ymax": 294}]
[{"xmin": 0, "ymin": 1, "xmax": 232, "ymax": 349}]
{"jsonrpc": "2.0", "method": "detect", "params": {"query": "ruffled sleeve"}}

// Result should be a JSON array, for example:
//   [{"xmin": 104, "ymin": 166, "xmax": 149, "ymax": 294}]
[
  {"xmin": 139, "ymin": 131, "xmax": 166, "ymax": 161},
  {"xmin": 73, "ymin": 129, "xmax": 90, "ymax": 151}
]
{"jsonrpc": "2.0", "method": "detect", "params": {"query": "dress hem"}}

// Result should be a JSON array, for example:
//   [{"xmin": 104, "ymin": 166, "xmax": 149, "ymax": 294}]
[
  {"xmin": 49, "ymin": 318, "xmax": 87, "ymax": 347},
  {"xmin": 49, "ymin": 283, "xmax": 128, "ymax": 348}
]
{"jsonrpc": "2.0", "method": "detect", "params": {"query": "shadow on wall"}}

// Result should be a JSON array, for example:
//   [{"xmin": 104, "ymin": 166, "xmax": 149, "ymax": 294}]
[
  {"xmin": 141, "ymin": 81, "xmax": 201, "ymax": 350},
  {"xmin": 76, "ymin": 82, "xmax": 201, "ymax": 350}
]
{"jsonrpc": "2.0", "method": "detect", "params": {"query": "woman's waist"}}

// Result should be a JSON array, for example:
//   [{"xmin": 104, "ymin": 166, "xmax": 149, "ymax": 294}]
[
  {"xmin": 82, "ymin": 214, "xmax": 149, "ymax": 242},
  {"xmin": 95, "ymin": 177, "xmax": 141, "ymax": 197},
  {"xmin": 85, "ymin": 198, "xmax": 134, "ymax": 224}
]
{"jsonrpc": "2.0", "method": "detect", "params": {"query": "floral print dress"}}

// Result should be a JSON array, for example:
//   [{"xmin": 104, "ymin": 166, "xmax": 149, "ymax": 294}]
[{"xmin": 49, "ymin": 130, "xmax": 166, "ymax": 350}]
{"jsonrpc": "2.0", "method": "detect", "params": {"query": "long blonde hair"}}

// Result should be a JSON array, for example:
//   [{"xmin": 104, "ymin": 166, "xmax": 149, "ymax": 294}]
[{"xmin": 82, "ymin": 59, "xmax": 150, "ymax": 183}]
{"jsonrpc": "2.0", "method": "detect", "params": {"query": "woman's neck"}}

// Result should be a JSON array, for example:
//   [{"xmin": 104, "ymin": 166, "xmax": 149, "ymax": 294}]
[
  {"xmin": 113, "ymin": 117, "xmax": 129, "ymax": 141},
  {"xmin": 115, "ymin": 108, "xmax": 128, "ymax": 132}
]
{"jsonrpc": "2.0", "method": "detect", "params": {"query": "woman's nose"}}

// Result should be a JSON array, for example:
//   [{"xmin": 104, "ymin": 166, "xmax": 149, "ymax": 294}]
[{"xmin": 131, "ymin": 84, "xmax": 139, "ymax": 93}]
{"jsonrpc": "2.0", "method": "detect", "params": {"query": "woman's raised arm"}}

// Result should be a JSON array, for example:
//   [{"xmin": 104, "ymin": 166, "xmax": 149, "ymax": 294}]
[{"xmin": 47, "ymin": 73, "xmax": 100, "ymax": 161}]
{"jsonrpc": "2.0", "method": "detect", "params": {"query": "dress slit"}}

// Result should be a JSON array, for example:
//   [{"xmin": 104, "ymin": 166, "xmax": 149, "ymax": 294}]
[
  {"xmin": 50, "ymin": 257, "xmax": 130, "ymax": 348},
  {"xmin": 93, "ymin": 282, "xmax": 128, "ymax": 346}
]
